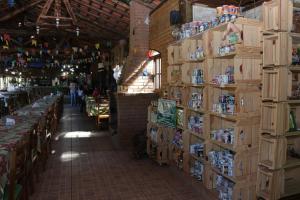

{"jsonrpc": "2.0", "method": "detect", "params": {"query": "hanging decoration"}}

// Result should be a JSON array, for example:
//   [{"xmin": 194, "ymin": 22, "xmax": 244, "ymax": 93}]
[{"xmin": 95, "ymin": 43, "xmax": 100, "ymax": 50}]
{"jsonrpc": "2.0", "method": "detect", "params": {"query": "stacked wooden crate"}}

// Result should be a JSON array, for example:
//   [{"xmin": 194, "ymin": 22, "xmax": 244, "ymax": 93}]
[
  {"xmin": 206, "ymin": 18, "xmax": 262, "ymax": 200},
  {"xmin": 257, "ymin": 0, "xmax": 300, "ymax": 199},
  {"xmin": 164, "ymin": 17, "xmax": 263, "ymax": 199},
  {"xmin": 147, "ymin": 103, "xmax": 172, "ymax": 165}
]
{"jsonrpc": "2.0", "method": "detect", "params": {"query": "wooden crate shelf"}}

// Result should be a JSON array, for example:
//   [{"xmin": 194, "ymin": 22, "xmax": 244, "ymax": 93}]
[
  {"xmin": 210, "ymin": 115, "xmax": 260, "ymax": 152},
  {"xmin": 208, "ymin": 58, "xmax": 262, "ymax": 86},
  {"xmin": 259, "ymin": 134, "xmax": 300, "ymax": 170},
  {"xmin": 186, "ymin": 86, "xmax": 208, "ymax": 112},
  {"xmin": 210, "ymin": 18, "xmax": 262, "ymax": 58},
  {"xmin": 262, "ymin": 32, "xmax": 300, "ymax": 67},
  {"xmin": 263, "ymin": 0, "xmax": 300, "ymax": 32},
  {"xmin": 261, "ymin": 102, "xmax": 300, "ymax": 136},
  {"xmin": 208, "ymin": 145, "xmax": 258, "ymax": 182},
  {"xmin": 181, "ymin": 61, "xmax": 209, "ymax": 85},
  {"xmin": 167, "ymin": 44, "xmax": 183, "ymax": 65},
  {"xmin": 207, "ymin": 168, "xmax": 257, "ymax": 200},
  {"xmin": 208, "ymin": 85, "xmax": 261, "ymax": 118},
  {"xmin": 167, "ymin": 65, "xmax": 182, "ymax": 85},
  {"xmin": 257, "ymin": 166, "xmax": 300, "ymax": 200},
  {"xmin": 181, "ymin": 31, "xmax": 212, "ymax": 61}
]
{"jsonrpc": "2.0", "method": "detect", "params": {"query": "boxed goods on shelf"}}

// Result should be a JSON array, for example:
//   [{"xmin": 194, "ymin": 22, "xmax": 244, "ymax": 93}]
[
  {"xmin": 210, "ymin": 116, "xmax": 260, "ymax": 151},
  {"xmin": 148, "ymin": 104, "xmax": 158, "ymax": 123},
  {"xmin": 259, "ymin": 134, "xmax": 300, "ymax": 170},
  {"xmin": 257, "ymin": 166, "xmax": 300, "ymax": 200},
  {"xmin": 263, "ymin": 0, "xmax": 300, "ymax": 32},
  {"xmin": 209, "ymin": 171, "xmax": 256, "ymax": 200},
  {"xmin": 180, "ymin": 33, "xmax": 212, "ymax": 61},
  {"xmin": 211, "ymin": 18, "xmax": 262, "ymax": 58},
  {"xmin": 208, "ymin": 144, "xmax": 258, "ymax": 182},
  {"xmin": 181, "ymin": 62, "xmax": 209, "ymax": 85},
  {"xmin": 190, "ymin": 159, "xmax": 205, "ymax": 181},
  {"xmin": 209, "ymin": 58, "xmax": 261, "ymax": 84},
  {"xmin": 209, "ymin": 86, "xmax": 261, "ymax": 117},
  {"xmin": 170, "ymin": 129, "xmax": 184, "ymax": 169},
  {"xmin": 176, "ymin": 108, "xmax": 184, "ymax": 128},
  {"xmin": 262, "ymin": 32, "xmax": 299, "ymax": 66},
  {"xmin": 187, "ymin": 86, "xmax": 207, "ymax": 112},
  {"xmin": 186, "ymin": 110, "xmax": 205, "ymax": 137},
  {"xmin": 147, "ymin": 124, "xmax": 171, "ymax": 145}
]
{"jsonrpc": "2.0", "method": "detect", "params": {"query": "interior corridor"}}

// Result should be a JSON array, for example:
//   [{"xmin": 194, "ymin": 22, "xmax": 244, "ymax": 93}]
[{"xmin": 30, "ymin": 105, "xmax": 216, "ymax": 200}]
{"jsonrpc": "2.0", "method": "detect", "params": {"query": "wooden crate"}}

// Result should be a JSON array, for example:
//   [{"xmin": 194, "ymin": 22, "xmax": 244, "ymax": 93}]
[
  {"xmin": 167, "ymin": 65, "xmax": 182, "ymax": 84},
  {"xmin": 208, "ymin": 85, "xmax": 261, "ymax": 117},
  {"xmin": 211, "ymin": 18, "xmax": 262, "ymax": 57},
  {"xmin": 181, "ymin": 60, "xmax": 210, "ymax": 85},
  {"xmin": 261, "ymin": 102, "xmax": 288, "ymax": 135},
  {"xmin": 186, "ymin": 86, "xmax": 208, "ymax": 112},
  {"xmin": 259, "ymin": 134, "xmax": 287, "ymax": 170},
  {"xmin": 147, "ymin": 105, "xmax": 158, "ymax": 123},
  {"xmin": 208, "ymin": 58, "xmax": 261, "ymax": 84},
  {"xmin": 262, "ymin": 0, "xmax": 299, "ymax": 32},
  {"xmin": 257, "ymin": 166, "xmax": 300, "ymax": 200},
  {"xmin": 210, "ymin": 115, "xmax": 260, "ymax": 151},
  {"xmin": 167, "ymin": 85, "xmax": 188, "ymax": 106},
  {"xmin": 167, "ymin": 44, "xmax": 182, "ymax": 65},
  {"xmin": 181, "ymin": 31, "xmax": 212, "ymax": 61},
  {"xmin": 147, "ymin": 124, "xmax": 170, "ymax": 145},
  {"xmin": 209, "ymin": 170, "xmax": 257, "ymax": 200},
  {"xmin": 208, "ymin": 145, "xmax": 259, "ymax": 181},
  {"xmin": 262, "ymin": 32, "xmax": 293, "ymax": 66},
  {"xmin": 147, "ymin": 139, "xmax": 169, "ymax": 165},
  {"xmin": 260, "ymin": 134, "xmax": 300, "ymax": 170},
  {"xmin": 262, "ymin": 67, "xmax": 291, "ymax": 102}
]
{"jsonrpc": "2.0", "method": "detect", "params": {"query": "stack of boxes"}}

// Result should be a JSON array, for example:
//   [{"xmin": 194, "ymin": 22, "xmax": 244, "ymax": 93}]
[{"xmin": 257, "ymin": 0, "xmax": 300, "ymax": 199}]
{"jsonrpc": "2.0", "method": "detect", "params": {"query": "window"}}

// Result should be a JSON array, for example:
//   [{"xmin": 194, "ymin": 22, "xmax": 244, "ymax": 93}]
[
  {"xmin": 153, "ymin": 56, "xmax": 161, "ymax": 90},
  {"xmin": 148, "ymin": 50, "xmax": 161, "ymax": 90}
]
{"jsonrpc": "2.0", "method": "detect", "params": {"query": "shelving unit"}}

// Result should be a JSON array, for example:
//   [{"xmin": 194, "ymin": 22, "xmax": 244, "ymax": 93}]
[
  {"xmin": 257, "ymin": 0, "xmax": 300, "ymax": 199},
  {"xmin": 148, "ymin": 16, "xmax": 263, "ymax": 199}
]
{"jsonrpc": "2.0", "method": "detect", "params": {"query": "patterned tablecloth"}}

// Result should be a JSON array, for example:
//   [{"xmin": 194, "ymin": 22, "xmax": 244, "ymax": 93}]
[
  {"xmin": 85, "ymin": 96, "xmax": 109, "ymax": 117},
  {"xmin": 0, "ymin": 94, "xmax": 62, "ymax": 198}
]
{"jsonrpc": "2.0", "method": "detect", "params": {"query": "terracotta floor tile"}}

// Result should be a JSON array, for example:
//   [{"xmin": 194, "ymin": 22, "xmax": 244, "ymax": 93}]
[{"xmin": 30, "ymin": 105, "xmax": 216, "ymax": 200}]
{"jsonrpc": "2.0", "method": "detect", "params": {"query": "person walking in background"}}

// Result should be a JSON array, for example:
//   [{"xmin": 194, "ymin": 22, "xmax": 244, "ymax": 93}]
[
  {"xmin": 77, "ymin": 86, "xmax": 84, "ymax": 112},
  {"xmin": 69, "ymin": 81, "xmax": 77, "ymax": 106}
]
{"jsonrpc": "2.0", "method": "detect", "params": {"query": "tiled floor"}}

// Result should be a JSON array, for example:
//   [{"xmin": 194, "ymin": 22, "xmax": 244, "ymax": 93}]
[{"xmin": 31, "ymin": 105, "xmax": 216, "ymax": 200}]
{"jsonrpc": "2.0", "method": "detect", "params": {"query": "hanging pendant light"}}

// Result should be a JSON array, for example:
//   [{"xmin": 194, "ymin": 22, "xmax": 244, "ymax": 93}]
[
  {"xmin": 36, "ymin": 26, "xmax": 40, "ymax": 35},
  {"xmin": 56, "ymin": 18, "xmax": 60, "ymax": 28},
  {"xmin": 76, "ymin": 27, "xmax": 80, "ymax": 37}
]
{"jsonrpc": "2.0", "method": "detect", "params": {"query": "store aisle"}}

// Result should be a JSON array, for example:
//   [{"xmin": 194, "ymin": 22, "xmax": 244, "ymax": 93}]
[{"xmin": 31, "ymin": 105, "xmax": 216, "ymax": 200}]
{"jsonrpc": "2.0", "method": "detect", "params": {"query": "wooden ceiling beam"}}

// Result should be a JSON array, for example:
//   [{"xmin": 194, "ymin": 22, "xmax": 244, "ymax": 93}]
[
  {"xmin": 76, "ymin": 13, "xmax": 127, "ymax": 38},
  {"xmin": 74, "ymin": 6, "xmax": 129, "ymax": 32},
  {"xmin": 88, "ymin": 0, "xmax": 129, "ymax": 18},
  {"xmin": 37, "ymin": 0, "xmax": 55, "ymax": 23},
  {"xmin": 72, "ymin": 0, "xmax": 129, "ymax": 24},
  {"xmin": 0, "ymin": 0, "xmax": 44, "ymax": 22}
]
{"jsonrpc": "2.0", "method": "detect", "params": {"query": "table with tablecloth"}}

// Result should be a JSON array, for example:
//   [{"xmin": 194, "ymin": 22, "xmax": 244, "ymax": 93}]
[{"xmin": 0, "ymin": 94, "xmax": 63, "ymax": 199}]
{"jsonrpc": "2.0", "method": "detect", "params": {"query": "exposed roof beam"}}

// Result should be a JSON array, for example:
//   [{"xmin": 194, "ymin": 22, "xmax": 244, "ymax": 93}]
[
  {"xmin": 0, "ymin": 0, "xmax": 44, "ymax": 22},
  {"xmin": 75, "ymin": 9, "xmax": 129, "ymax": 34},
  {"xmin": 89, "ymin": 0, "xmax": 129, "ymax": 18},
  {"xmin": 72, "ymin": 0, "xmax": 129, "ymax": 24}
]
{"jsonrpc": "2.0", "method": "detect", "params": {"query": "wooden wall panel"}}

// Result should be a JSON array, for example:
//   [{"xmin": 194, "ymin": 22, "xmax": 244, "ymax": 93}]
[{"xmin": 149, "ymin": 0, "xmax": 179, "ymax": 89}]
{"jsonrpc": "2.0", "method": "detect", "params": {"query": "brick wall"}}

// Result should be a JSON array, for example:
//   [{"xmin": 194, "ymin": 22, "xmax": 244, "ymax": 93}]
[
  {"xmin": 121, "ymin": 0, "xmax": 151, "ymax": 85},
  {"xmin": 149, "ymin": 0, "xmax": 179, "ymax": 88},
  {"xmin": 117, "ymin": 92, "xmax": 158, "ymax": 148}
]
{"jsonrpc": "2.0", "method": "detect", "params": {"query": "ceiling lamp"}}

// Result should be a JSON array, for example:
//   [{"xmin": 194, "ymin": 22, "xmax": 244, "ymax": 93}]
[
  {"xmin": 36, "ymin": 26, "xmax": 40, "ymax": 35},
  {"xmin": 37, "ymin": 0, "xmax": 77, "ymax": 30},
  {"xmin": 76, "ymin": 27, "xmax": 80, "ymax": 37}
]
